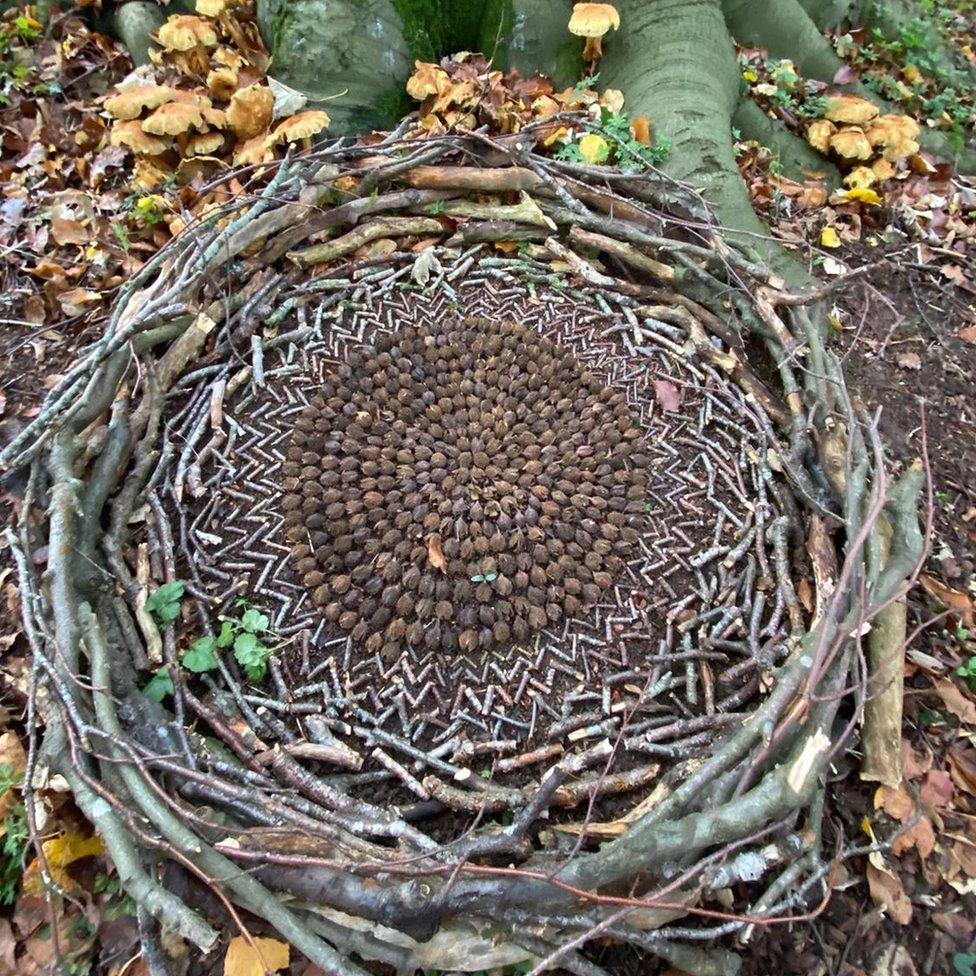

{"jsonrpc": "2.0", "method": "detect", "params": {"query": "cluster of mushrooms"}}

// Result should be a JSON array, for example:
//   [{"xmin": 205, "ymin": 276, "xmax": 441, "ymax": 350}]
[{"xmin": 282, "ymin": 318, "xmax": 649, "ymax": 660}]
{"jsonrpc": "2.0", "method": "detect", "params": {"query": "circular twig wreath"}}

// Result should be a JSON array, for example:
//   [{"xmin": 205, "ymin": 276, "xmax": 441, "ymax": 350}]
[{"xmin": 5, "ymin": 128, "xmax": 924, "ymax": 976}]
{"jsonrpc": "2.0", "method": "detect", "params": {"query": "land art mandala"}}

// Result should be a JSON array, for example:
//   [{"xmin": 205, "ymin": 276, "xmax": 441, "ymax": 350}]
[
  {"xmin": 282, "ymin": 317, "xmax": 648, "ymax": 660},
  {"xmin": 13, "ymin": 133, "xmax": 921, "ymax": 976}
]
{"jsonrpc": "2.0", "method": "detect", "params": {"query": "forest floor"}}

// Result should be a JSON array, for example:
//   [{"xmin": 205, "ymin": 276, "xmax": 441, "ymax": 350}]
[{"xmin": 0, "ymin": 4, "xmax": 975, "ymax": 976}]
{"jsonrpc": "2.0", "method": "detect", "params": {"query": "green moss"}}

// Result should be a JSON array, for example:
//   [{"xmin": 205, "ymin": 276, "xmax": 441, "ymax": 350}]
[{"xmin": 389, "ymin": 0, "xmax": 514, "ymax": 62}]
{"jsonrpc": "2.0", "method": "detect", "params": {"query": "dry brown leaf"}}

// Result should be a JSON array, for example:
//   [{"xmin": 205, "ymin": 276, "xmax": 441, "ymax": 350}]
[
  {"xmin": 959, "ymin": 326, "xmax": 976, "ymax": 344},
  {"xmin": 652, "ymin": 378, "xmax": 680, "ymax": 412},
  {"xmin": 224, "ymin": 936, "xmax": 289, "ymax": 976},
  {"xmin": 896, "ymin": 351, "xmax": 921, "ymax": 370},
  {"xmin": 953, "ymin": 839, "xmax": 976, "ymax": 877},
  {"xmin": 892, "ymin": 815, "xmax": 935, "ymax": 860},
  {"xmin": 866, "ymin": 860, "xmax": 913, "ymax": 924},
  {"xmin": 919, "ymin": 768, "xmax": 954, "ymax": 809},
  {"xmin": 427, "ymin": 535, "xmax": 447, "ymax": 573},
  {"xmin": 50, "ymin": 218, "xmax": 90, "ymax": 247},
  {"xmin": 875, "ymin": 782, "xmax": 913, "ymax": 822},
  {"xmin": 947, "ymin": 743, "xmax": 976, "ymax": 795},
  {"xmin": 935, "ymin": 679, "xmax": 976, "ymax": 724},
  {"xmin": 919, "ymin": 574, "xmax": 974, "ymax": 627},
  {"xmin": 902, "ymin": 739, "xmax": 932, "ymax": 780}
]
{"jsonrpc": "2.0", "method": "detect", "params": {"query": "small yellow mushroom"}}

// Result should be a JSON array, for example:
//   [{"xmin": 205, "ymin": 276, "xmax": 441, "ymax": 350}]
[
  {"xmin": 110, "ymin": 119, "xmax": 170, "ymax": 155},
  {"xmin": 829, "ymin": 127, "xmax": 873, "ymax": 161},
  {"xmin": 227, "ymin": 84, "xmax": 275, "ymax": 141},
  {"xmin": 822, "ymin": 94, "xmax": 879, "ymax": 126},
  {"xmin": 234, "ymin": 132, "xmax": 276, "ymax": 167},
  {"xmin": 142, "ymin": 100, "xmax": 207, "ymax": 137},
  {"xmin": 185, "ymin": 132, "xmax": 225, "ymax": 157},
  {"xmin": 206, "ymin": 68, "xmax": 239, "ymax": 101},
  {"xmin": 156, "ymin": 15, "xmax": 218, "ymax": 52},
  {"xmin": 104, "ymin": 83, "xmax": 174, "ymax": 121},
  {"xmin": 568, "ymin": 3, "xmax": 620, "ymax": 62},
  {"xmin": 269, "ymin": 110, "xmax": 331, "ymax": 150},
  {"xmin": 865, "ymin": 114, "xmax": 920, "ymax": 161},
  {"xmin": 805, "ymin": 118, "xmax": 836, "ymax": 155}
]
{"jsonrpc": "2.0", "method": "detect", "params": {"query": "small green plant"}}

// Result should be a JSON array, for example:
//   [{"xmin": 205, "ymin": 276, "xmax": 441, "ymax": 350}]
[
  {"xmin": 555, "ymin": 107, "xmax": 670, "ymax": 171},
  {"xmin": 0, "ymin": 763, "xmax": 27, "ymax": 905},
  {"xmin": 94, "ymin": 873, "xmax": 137, "ymax": 920},
  {"xmin": 145, "ymin": 580, "xmax": 185, "ymax": 627},
  {"xmin": 954, "ymin": 952, "xmax": 976, "ymax": 976},
  {"xmin": 0, "ymin": 12, "xmax": 42, "ymax": 105},
  {"xmin": 142, "ymin": 603, "xmax": 277, "ymax": 703},
  {"xmin": 957, "ymin": 654, "xmax": 976, "ymax": 691}
]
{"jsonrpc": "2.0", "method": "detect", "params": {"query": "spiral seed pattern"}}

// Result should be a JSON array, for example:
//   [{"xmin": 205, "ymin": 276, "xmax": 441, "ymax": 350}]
[{"xmin": 282, "ymin": 317, "xmax": 648, "ymax": 659}]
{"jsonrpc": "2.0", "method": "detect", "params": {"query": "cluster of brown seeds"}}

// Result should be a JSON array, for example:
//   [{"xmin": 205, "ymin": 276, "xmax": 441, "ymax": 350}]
[{"xmin": 282, "ymin": 317, "xmax": 649, "ymax": 660}]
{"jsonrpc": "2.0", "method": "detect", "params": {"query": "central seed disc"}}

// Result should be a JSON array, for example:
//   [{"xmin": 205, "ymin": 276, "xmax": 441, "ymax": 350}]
[{"xmin": 282, "ymin": 317, "xmax": 649, "ymax": 660}]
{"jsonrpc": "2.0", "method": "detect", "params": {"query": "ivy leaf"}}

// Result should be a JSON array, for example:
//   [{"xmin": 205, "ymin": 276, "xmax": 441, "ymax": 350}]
[
  {"xmin": 142, "ymin": 667, "xmax": 174, "ymax": 702},
  {"xmin": 239, "ymin": 608, "xmax": 269, "ymax": 634},
  {"xmin": 216, "ymin": 620, "xmax": 235, "ymax": 647},
  {"xmin": 182, "ymin": 636, "xmax": 218, "ymax": 673}
]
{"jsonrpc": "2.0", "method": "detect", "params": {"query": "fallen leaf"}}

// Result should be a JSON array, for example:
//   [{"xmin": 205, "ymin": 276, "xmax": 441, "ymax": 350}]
[
  {"xmin": 871, "ymin": 944, "xmax": 917, "ymax": 976},
  {"xmin": 652, "ymin": 378, "xmax": 680, "ymax": 412},
  {"xmin": 953, "ymin": 840, "xmax": 976, "ymax": 877},
  {"xmin": 919, "ymin": 768, "xmax": 954, "ymax": 809},
  {"xmin": 427, "ymin": 535, "xmax": 447, "ymax": 573},
  {"xmin": 845, "ymin": 186, "xmax": 884, "ymax": 206},
  {"xmin": 224, "ymin": 936, "xmax": 289, "ymax": 976},
  {"xmin": 919, "ymin": 574, "xmax": 974, "ymax": 627},
  {"xmin": 875, "ymin": 782, "xmax": 913, "ymax": 822},
  {"xmin": 892, "ymin": 815, "xmax": 935, "ymax": 860},
  {"xmin": 896, "ymin": 352, "xmax": 921, "ymax": 370},
  {"xmin": 866, "ymin": 860, "xmax": 913, "ymax": 924},
  {"xmin": 820, "ymin": 225, "xmax": 841, "ymax": 248},
  {"xmin": 902, "ymin": 739, "xmax": 932, "ymax": 780},
  {"xmin": 941, "ymin": 264, "xmax": 969, "ymax": 289},
  {"xmin": 22, "ymin": 831, "xmax": 104, "ymax": 896},
  {"xmin": 947, "ymin": 744, "xmax": 976, "ymax": 795},
  {"xmin": 578, "ymin": 133, "xmax": 610, "ymax": 164},
  {"xmin": 959, "ymin": 326, "xmax": 976, "ymax": 344},
  {"xmin": 935, "ymin": 679, "xmax": 976, "ymax": 724},
  {"xmin": 49, "ymin": 219, "xmax": 90, "ymax": 247}
]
